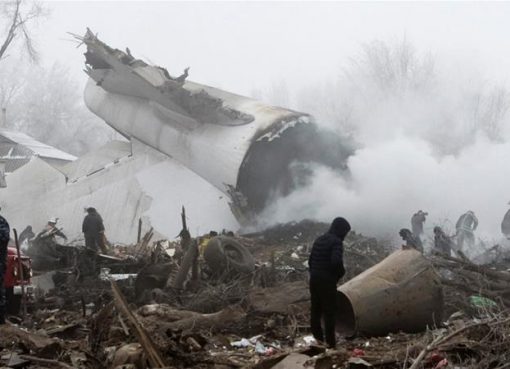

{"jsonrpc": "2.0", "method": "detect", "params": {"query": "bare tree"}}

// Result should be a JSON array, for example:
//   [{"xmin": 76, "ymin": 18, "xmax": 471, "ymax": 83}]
[
  {"xmin": 346, "ymin": 38, "xmax": 435, "ymax": 96},
  {"xmin": 470, "ymin": 86, "xmax": 510, "ymax": 141},
  {"xmin": 0, "ymin": 0, "xmax": 47, "ymax": 62}
]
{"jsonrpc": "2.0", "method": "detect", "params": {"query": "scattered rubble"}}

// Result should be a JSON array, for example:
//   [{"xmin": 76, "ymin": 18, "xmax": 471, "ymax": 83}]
[{"xmin": 1, "ymin": 219, "xmax": 509, "ymax": 369}]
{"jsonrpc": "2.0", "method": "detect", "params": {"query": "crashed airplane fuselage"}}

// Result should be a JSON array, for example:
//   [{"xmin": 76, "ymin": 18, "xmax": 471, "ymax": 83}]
[{"xmin": 80, "ymin": 29, "xmax": 351, "ymax": 218}]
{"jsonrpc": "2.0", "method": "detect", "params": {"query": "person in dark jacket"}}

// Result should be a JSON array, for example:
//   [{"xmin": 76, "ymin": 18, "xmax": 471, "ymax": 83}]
[
  {"xmin": 399, "ymin": 228, "xmax": 423, "ymax": 252},
  {"xmin": 308, "ymin": 217, "xmax": 351, "ymax": 348},
  {"xmin": 433, "ymin": 226, "xmax": 454, "ymax": 256},
  {"xmin": 18, "ymin": 225, "xmax": 34, "ymax": 245},
  {"xmin": 0, "ymin": 210, "xmax": 10, "ymax": 324},
  {"xmin": 82, "ymin": 208, "xmax": 106, "ymax": 252}
]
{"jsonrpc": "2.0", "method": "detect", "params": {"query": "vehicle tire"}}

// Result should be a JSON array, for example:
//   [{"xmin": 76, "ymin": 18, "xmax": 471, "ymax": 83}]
[
  {"xmin": 203, "ymin": 236, "xmax": 255, "ymax": 274},
  {"xmin": 5, "ymin": 287, "xmax": 21, "ymax": 315}
]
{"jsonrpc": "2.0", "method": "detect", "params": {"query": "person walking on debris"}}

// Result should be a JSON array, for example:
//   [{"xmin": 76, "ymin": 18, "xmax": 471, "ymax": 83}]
[
  {"xmin": 433, "ymin": 226, "xmax": 455, "ymax": 256},
  {"xmin": 308, "ymin": 217, "xmax": 351, "ymax": 348},
  {"xmin": 455, "ymin": 211, "xmax": 478, "ymax": 251},
  {"xmin": 501, "ymin": 203, "xmax": 510, "ymax": 239},
  {"xmin": 0, "ymin": 209, "xmax": 10, "ymax": 324},
  {"xmin": 399, "ymin": 228, "xmax": 423, "ymax": 252},
  {"xmin": 28, "ymin": 218, "xmax": 68, "ymax": 269},
  {"xmin": 82, "ymin": 207, "xmax": 107, "ymax": 253},
  {"xmin": 36, "ymin": 218, "xmax": 67, "ymax": 243},
  {"xmin": 411, "ymin": 210, "xmax": 427, "ymax": 242}
]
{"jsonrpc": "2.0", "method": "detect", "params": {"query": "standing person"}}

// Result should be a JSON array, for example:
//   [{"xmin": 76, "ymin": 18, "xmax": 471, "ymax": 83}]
[
  {"xmin": 308, "ymin": 217, "xmax": 351, "ymax": 348},
  {"xmin": 0, "ymin": 209, "xmax": 10, "ymax": 324},
  {"xmin": 455, "ymin": 211, "xmax": 478, "ymax": 251},
  {"xmin": 433, "ymin": 226, "xmax": 455, "ymax": 256},
  {"xmin": 411, "ymin": 210, "xmax": 427, "ymax": 242},
  {"xmin": 82, "ymin": 207, "xmax": 106, "ymax": 253},
  {"xmin": 399, "ymin": 228, "xmax": 423, "ymax": 252},
  {"xmin": 501, "ymin": 203, "xmax": 510, "ymax": 239}
]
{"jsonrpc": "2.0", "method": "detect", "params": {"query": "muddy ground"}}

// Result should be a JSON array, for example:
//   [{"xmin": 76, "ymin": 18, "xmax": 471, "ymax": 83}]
[{"xmin": 1, "ymin": 220, "xmax": 509, "ymax": 369}]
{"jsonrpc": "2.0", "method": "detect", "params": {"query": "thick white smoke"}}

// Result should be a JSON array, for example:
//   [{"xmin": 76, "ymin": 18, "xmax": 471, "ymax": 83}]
[
  {"xmin": 262, "ymin": 136, "xmax": 510, "ymax": 242},
  {"xmin": 258, "ymin": 39, "xmax": 510, "ymax": 249}
]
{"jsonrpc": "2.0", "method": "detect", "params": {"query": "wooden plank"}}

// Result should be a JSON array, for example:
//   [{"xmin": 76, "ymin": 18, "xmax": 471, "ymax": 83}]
[{"xmin": 110, "ymin": 280, "xmax": 166, "ymax": 368}]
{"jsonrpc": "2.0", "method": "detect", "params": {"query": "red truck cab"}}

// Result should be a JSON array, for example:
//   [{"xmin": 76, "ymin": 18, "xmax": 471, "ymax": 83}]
[{"xmin": 4, "ymin": 246, "xmax": 34, "ymax": 314}]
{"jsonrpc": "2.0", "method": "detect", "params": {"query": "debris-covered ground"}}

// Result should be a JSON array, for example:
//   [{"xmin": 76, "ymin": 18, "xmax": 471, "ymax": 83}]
[{"xmin": 1, "ymin": 220, "xmax": 510, "ymax": 369}]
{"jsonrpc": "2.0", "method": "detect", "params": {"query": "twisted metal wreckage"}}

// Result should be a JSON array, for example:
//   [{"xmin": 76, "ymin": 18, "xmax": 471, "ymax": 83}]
[
  {"xmin": 0, "ymin": 29, "xmax": 351, "ymax": 243},
  {"xmin": 78, "ymin": 28, "xmax": 351, "ymax": 222}
]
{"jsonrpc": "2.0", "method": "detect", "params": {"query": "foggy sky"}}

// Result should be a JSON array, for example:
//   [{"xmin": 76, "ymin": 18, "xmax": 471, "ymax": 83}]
[
  {"xmin": 29, "ymin": 1, "xmax": 510, "ymax": 245},
  {"xmin": 39, "ymin": 1, "xmax": 510, "ymax": 97}
]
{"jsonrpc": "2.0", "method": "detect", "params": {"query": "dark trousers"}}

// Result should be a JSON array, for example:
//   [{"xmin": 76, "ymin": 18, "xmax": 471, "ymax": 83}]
[
  {"xmin": 309, "ymin": 276, "xmax": 337, "ymax": 347},
  {"xmin": 85, "ymin": 234, "xmax": 107, "ymax": 254},
  {"xmin": 0, "ymin": 239, "xmax": 7, "ymax": 324}
]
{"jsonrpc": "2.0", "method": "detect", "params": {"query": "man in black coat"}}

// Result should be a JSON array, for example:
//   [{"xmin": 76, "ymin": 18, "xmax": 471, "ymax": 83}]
[
  {"xmin": 82, "ymin": 207, "xmax": 106, "ymax": 252},
  {"xmin": 308, "ymin": 217, "xmax": 351, "ymax": 348},
  {"xmin": 0, "ymin": 210, "xmax": 10, "ymax": 324}
]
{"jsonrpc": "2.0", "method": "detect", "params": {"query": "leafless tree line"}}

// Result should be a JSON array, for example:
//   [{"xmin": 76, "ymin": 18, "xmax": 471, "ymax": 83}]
[
  {"xmin": 0, "ymin": 0, "xmax": 47, "ymax": 63},
  {"xmin": 255, "ymin": 39, "xmax": 510, "ymax": 155}
]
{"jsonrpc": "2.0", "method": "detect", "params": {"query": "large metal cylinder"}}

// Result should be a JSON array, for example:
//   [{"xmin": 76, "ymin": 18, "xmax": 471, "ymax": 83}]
[
  {"xmin": 80, "ymin": 30, "xmax": 352, "ymax": 215},
  {"xmin": 336, "ymin": 249, "xmax": 443, "ymax": 336}
]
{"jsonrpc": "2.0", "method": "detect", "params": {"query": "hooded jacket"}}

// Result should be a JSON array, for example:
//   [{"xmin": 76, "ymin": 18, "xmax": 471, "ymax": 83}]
[{"xmin": 308, "ymin": 217, "xmax": 351, "ymax": 282}]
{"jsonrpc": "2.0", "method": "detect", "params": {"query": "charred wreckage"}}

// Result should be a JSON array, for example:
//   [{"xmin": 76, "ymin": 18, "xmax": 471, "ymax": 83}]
[{"xmin": 78, "ymin": 28, "xmax": 351, "ymax": 221}]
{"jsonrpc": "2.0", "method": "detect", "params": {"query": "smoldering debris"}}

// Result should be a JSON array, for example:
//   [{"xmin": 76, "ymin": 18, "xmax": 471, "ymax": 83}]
[{"xmin": 1, "ymin": 218, "xmax": 510, "ymax": 369}]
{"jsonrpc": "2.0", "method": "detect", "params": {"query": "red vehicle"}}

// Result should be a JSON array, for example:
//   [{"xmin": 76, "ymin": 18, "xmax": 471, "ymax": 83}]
[{"xmin": 4, "ymin": 246, "xmax": 34, "ymax": 314}]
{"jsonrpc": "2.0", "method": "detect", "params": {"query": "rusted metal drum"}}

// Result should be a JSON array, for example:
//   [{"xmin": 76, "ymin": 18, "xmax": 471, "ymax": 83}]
[{"xmin": 336, "ymin": 248, "xmax": 443, "ymax": 336}]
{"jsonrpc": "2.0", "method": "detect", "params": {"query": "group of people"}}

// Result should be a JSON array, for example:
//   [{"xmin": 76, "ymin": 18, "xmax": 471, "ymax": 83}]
[
  {"xmin": 307, "ymin": 207, "xmax": 508, "ymax": 348},
  {"xmin": 0, "ymin": 206, "xmax": 106, "ymax": 324},
  {"xmin": 399, "ymin": 210, "xmax": 481, "ymax": 256}
]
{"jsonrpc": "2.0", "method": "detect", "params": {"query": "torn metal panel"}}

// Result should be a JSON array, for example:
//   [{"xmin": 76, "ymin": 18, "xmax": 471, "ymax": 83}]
[
  {"xmin": 81, "ymin": 29, "xmax": 253, "ymax": 127},
  {"xmin": 0, "ymin": 141, "xmax": 238, "ymax": 244},
  {"xmin": 0, "ymin": 129, "xmax": 76, "ymax": 174},
  {"xmin": 78, "ymin": 29, "xmax": 352, "ymax": 215}
]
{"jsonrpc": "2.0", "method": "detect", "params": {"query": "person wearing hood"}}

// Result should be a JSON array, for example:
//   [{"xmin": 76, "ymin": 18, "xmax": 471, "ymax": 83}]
[
  {"xmin": 82, "ymin": 207, "xmax": 106, "ymax": 253},
  {"xmin": 308, "ymin": 217, "xmax": 351, "ymax": 348}
]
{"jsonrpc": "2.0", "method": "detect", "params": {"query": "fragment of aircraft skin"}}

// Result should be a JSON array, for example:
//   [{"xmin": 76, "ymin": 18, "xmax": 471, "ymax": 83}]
[{"xmin": 81, "ymin": 30, "xmax": 350, "ymax": 213}]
